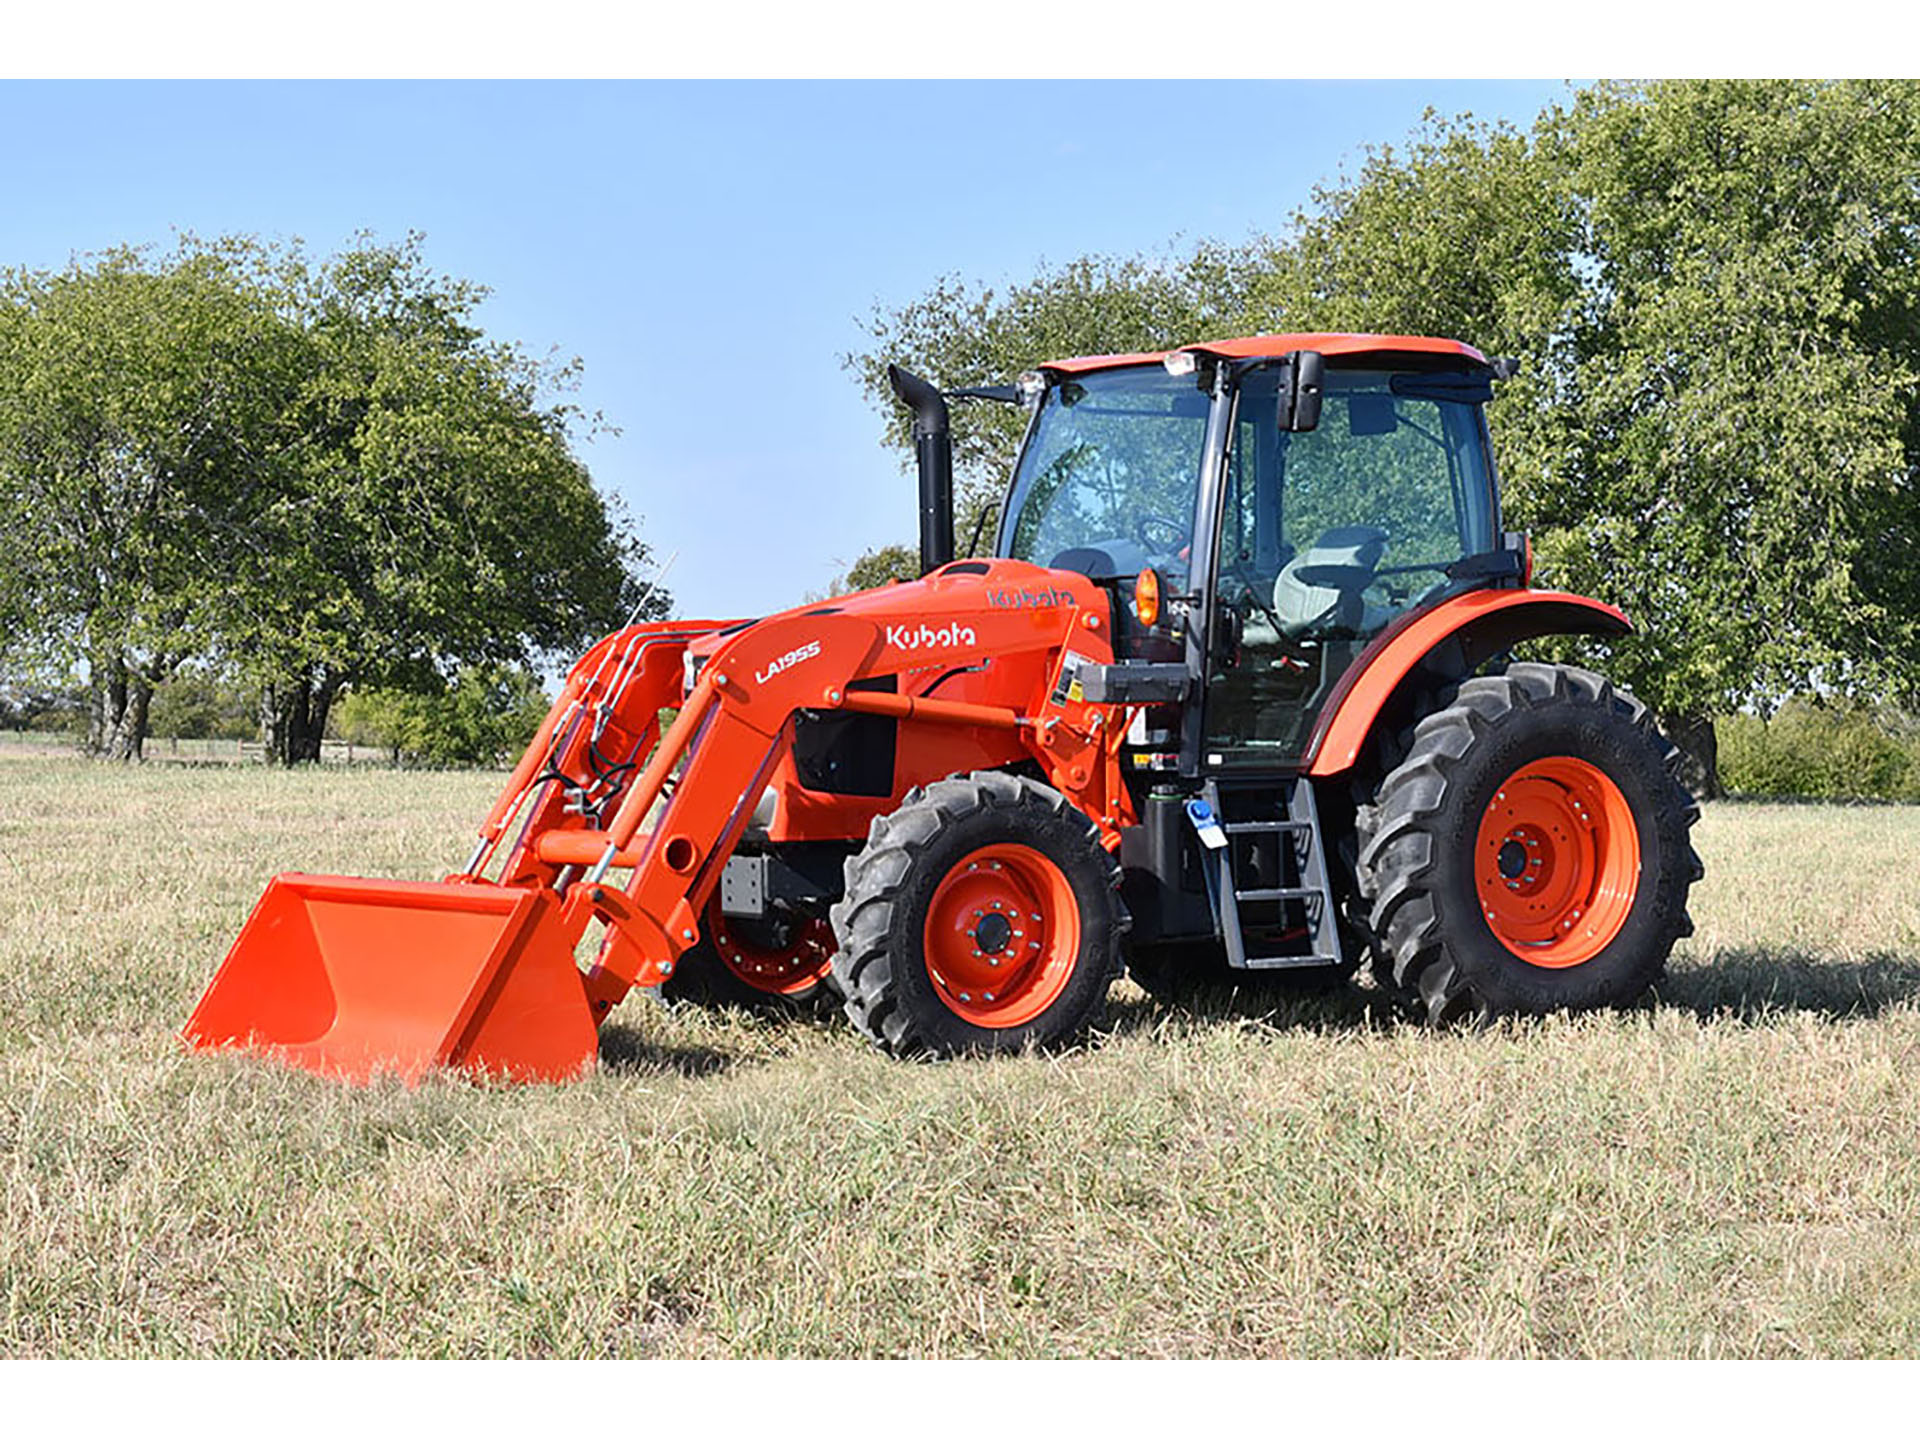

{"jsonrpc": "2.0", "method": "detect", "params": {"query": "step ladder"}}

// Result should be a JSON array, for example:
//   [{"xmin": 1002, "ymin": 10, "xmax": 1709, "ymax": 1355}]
[{"xmin": 1201, "ymin": 778, "xmax": 1344, "ymax": 971}]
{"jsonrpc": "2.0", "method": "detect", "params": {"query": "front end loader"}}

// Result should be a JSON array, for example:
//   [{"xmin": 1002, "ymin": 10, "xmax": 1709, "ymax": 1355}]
[{"xmin": 186, "ymin": 333, "xmax": 1701, "ymax": 1081}]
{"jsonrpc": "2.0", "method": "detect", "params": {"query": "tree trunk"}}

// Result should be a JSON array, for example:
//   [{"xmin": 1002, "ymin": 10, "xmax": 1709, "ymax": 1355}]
[
  {"xmin": 259, "ymin": 683, "xmax": 286, "ymax": 764},
  {"xmin": 285, "ymin": 685, "xmax": 321, "ymax": 764},
  {"xmin": 106, "ymin": 679, "xmax": 153, "ymax": 761},
  {"xmin": 1666, "ymin": 713, "xmax": 1721, "ymax": 800},
  {"xmin": 88, "ymin": 659, "xmax": 152, "ymax": 762},
  {"xmin": 306, "ymin": 677, "xmax": 341, "ymax": 762},
  {"xmin": 262, "ymin": 674, "xmax": 341, "ymax": 765},
  {"xmin": 86, "ymin": 665, "xmax": 123, "ymax": 755}
]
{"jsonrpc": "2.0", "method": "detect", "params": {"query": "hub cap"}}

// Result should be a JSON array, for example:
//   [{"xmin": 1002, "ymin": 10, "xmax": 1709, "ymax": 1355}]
[
  {"xmin": 1473, "ymin": 755, "xmax": 1641, "ymax": 968},
  {"xmin": 922, "ymin": 843, "xmax": 1080, "ymax": 1027}
]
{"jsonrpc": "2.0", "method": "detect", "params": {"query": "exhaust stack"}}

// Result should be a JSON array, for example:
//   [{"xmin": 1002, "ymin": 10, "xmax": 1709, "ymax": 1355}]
[{"xmin": 888, "ymin": 364, "xmax": 954, "ymax": 575}]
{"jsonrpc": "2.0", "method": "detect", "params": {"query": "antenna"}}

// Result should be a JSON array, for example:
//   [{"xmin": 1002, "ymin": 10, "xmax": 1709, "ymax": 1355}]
[{"xmin": 623, "ymin": 548, "xmax": 679, "ymax": 627}]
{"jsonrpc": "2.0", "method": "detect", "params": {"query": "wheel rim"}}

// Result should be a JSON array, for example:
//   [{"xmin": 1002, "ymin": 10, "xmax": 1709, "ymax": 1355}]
[
  {"xmin": 1473, "ymin": 755, "xmax": 1641, "ymax": 968},
  {"xmin": 922, "ymin": 843, "xmax": 1081, "ymax": 1027},
  {"xmin": 707, "ymin": 901, "xmax": 835, "ymax": 996}
]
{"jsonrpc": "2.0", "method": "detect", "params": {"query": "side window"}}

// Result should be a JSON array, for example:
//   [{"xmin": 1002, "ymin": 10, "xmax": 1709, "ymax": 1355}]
[
  {"xmin": 1204, "ymin": 365, "xmax": 1498, "ymax": 770},
  {"xmin": 1284, "ymin": 389, "xmax": 1461, "ymax": 566}
]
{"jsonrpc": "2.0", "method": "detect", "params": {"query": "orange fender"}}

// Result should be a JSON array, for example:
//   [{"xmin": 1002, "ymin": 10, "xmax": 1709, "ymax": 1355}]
[{"xmin": 1304, "ymin": 588, "xmax": 1631, "ymax": 777}]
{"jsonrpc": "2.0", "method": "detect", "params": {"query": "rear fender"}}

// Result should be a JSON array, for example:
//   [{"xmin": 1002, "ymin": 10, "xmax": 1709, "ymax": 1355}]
[{"xmin": 1304, "ymin": 588, "xmax": 1631, "ymax": 777}]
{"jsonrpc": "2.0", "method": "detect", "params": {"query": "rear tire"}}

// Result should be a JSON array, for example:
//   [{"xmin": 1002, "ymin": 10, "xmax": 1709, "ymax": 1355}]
[
  {"xmin": 659, "ymin": 898, "xmax": 836, "ymax": 1012},
  {"xmin": 829, "ymin": 772, "xmax": 1128, "ymax": 1057},
  {"xmin": 1356, "ymin": 662, "xmax": 1701, "ymax": 1023}
]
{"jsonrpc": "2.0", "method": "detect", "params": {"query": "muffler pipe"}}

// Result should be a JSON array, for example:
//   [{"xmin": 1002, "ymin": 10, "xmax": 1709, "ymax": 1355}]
[{"xmin": 888, "ymin": 364, "xmax": 954, "ymax": 575}]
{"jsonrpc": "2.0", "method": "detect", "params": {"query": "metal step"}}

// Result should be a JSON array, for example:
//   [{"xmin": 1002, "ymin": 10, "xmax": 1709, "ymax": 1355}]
[
  {"xmin": 1242, "ymin": 953, "xmax": 1343, "ymax": 971},
  {"xmin": 1201, "ymin": 777, "xmax": 1346, "ymax": 973}
]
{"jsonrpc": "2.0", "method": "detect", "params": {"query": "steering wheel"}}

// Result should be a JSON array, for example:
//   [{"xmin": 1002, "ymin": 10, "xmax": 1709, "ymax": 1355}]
[
  {"xmin": 1134, "ymin": 513, "xmax": 1187, "ymax": 552},
  {"xmin": 1228, "ymin": 558, "xmax": 1290, "ymax": 642}
]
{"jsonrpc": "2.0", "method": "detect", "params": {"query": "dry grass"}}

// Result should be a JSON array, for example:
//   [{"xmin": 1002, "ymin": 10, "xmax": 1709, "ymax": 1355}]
[{"xmin": 2, "ymin": 760, "xmax": 1918, "ymax": 1357}]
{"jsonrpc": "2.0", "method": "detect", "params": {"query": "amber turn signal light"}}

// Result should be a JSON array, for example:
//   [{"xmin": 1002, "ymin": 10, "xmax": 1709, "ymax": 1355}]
[{"xmin": 1132, "ymin": 567, "xmax": 1162, "ymax": 628}]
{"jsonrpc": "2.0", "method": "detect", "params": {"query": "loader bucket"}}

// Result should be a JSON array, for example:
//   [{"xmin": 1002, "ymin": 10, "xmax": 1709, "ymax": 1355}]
[{"xmin": 184, "ymin": 873, "xmax": 599, "ymax": 1084}]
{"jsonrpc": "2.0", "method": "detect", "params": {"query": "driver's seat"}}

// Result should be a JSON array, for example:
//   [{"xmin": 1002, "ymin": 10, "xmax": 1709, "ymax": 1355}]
[{"xmin": 1272, "ymin": 525, "xmax": 1390, "ymax": 639}]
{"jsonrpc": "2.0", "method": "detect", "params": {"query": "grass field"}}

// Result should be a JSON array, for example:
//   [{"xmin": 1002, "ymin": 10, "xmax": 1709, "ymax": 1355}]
[{"xmin": 2, "ymin": 758, "xmax": 1918, "ymax": 1357}]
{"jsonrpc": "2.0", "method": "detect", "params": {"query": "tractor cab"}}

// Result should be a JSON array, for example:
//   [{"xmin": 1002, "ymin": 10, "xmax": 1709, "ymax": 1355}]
[{"xmin": 998, "ymin": 336, "xmax": 1514, "ymax": 776}]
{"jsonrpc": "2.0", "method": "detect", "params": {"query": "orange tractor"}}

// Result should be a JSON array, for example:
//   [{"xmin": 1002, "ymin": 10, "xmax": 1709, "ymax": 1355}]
[{"xmin": 186, "ymin": 333, "xmax": 1702, "ymax": 1081}]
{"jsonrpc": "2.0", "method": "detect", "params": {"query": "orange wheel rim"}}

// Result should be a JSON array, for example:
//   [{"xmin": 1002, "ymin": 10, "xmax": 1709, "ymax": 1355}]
[
  {"xmin": 707, "ymin": 901, "xmax": 835, "ymax": 996},
  {"xmin": 922, "ymin": 843, "xmax": 1080, "ymax": 1027},
  {"xmin": 1474, "ymin": 755, "xmax": 1641, "ymax": 968}
]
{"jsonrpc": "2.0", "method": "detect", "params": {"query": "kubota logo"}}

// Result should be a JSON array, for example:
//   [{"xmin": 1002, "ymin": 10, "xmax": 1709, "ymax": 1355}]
[
  {"xmin": 987, "ymin": 585, "xmax": 1078, "ymax": 610},
  {"xmin": 884, "ymin": 622, "xmax": 977, "ymax": 652},
  {"xmin": 754, "ymin": 640, "xmax": 821, "ymax": 684}
]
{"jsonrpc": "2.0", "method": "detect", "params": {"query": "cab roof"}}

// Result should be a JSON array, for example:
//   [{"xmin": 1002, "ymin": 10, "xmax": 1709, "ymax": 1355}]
[{"xmin": 1042, "ymin": 332, "xmax": 1488, "ymax": 376}]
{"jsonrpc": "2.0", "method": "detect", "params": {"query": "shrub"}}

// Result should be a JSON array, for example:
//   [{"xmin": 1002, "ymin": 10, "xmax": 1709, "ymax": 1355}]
[
  {"xmin": 331, "ymin": 664, "xmax": 549, "ymax": 768},
  {"xmin": 1719, "ymin": 699, "xmax": 1920, "ymax": 801},
  {"xmin": 148, "ymin": 669, "xmax": 257, "ymax": 741}
]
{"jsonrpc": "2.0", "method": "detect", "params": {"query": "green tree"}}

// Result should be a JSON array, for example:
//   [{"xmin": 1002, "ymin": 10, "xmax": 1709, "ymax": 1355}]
[
  {"xmin": 1255, "ymin": 84, "xmax": 1920, "ymax": 789},
  {"xmin": 229, "ymin": 234, "xmax": 662, "ymax": 763},
  {"xmin": 844, "ymin": 543, "xmax": 920, "ymax": 591},
  {"xmin": 847, "ymin": 248, "xmax": 1260, "ymax": 550},
  {"xmin": 0, "ymin": 234, "xmax": 667, "ymax": 765},
  {"xmin": 1542, "ymin": 81, "xmax": 1920, "ymax": 786},
  {"xmin": 147, "ymin": 666, "xmax": 258, "ymax": 742},
  {"xmin": 0, "ymin": 241, "xmax": 299, "ymax": 758}
]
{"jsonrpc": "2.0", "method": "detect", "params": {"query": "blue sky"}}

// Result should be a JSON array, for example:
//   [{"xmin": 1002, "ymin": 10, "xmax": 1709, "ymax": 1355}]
[{"xmin": 0, "ymin": 80, "xmax": 1576, "ymax": 620}]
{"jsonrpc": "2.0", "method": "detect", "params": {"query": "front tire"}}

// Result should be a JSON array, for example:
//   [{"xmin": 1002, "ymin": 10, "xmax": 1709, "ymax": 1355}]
[
  {"xmin": 1356, "ymin": 662, "xmax": 1701, "ymax": 1023},
  {"xmin": 829, "ymin": 772, "xmax": 1128, "ymax": 1057}
]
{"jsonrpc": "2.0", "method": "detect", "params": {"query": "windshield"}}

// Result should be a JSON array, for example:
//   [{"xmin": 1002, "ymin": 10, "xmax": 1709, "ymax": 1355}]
[{"xmin": 1001, "ymin": 365, "xmax": 1209, "ymax": 585}]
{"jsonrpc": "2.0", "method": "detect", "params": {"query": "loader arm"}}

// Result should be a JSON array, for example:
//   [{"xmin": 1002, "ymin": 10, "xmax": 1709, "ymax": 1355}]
[
  {"xmin": 539, "ymin": 561, "xmax": 1135, "ymax": 1020},
  {"xmin": 461, "ymin": 620, "xmax": 741, "ymax": 889}
]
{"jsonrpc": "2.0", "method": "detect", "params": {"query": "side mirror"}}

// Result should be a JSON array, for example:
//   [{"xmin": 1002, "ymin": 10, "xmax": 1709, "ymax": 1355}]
[
  {"xmin": 1210, "ymin": 603, "xmax": 1243, "ymax": 667},
  {"xmin": 1506, "ymin": 529, "xmax": 1533, "ymax": 586},
  {"xmin": 1279, "ymin": 350, "xmax": 1324, "ymax": 432}
]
